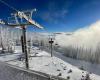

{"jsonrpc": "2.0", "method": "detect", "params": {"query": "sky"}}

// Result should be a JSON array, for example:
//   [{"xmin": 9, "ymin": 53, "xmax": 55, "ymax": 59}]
[{"xmin": 0, "ymin": 0, "xmax": 100, "ymax": 32}]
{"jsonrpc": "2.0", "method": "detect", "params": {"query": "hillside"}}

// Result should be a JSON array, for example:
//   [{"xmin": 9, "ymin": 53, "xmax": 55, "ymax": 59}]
[{"xmin": 0, "ymin": 46, "xmax": 100, "ymax": 80}]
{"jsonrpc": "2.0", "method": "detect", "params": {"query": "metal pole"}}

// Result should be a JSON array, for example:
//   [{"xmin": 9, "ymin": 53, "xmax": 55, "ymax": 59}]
[
  {"xmin": 51, "ymin": 38, "xmax": 53, "ymax": 57},
  {"xmin": 21, "ymin": 35, "xmax": 24, "ymax": 53},
  {"xmin": 22, "ymin": 26, "xmax": 29, "ymax": 69},
  {"xmin": 28, "ymin": 40, "xmax": 31, "ymax": 54},
  {"xmin": 49, "ymin": 38, "xmax": 54, "ymax": 57}
]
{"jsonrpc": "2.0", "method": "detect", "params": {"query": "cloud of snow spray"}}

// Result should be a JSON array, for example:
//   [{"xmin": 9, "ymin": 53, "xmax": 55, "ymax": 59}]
[{"xmin": 55, "ymin": 20, "xmax": 100, "ymax": 52}]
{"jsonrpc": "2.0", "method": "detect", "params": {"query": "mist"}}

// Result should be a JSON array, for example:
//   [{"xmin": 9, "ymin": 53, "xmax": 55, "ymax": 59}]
[
  {"xmin": 56, "ymin": 20, "xmax": 100, "ymax": 51},
  {"xmin": 55, "ymin": 20, "xmax": 100, "ymax": 63}
]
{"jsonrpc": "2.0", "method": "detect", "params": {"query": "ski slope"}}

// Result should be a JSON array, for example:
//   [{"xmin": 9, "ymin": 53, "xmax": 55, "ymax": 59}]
[{"xmin": 0, "ymin": 46, "xmax": 99, "ymax": 80}]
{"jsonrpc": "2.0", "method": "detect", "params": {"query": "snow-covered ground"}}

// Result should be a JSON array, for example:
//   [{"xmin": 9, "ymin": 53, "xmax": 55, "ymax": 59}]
[
  {"xmin": 56, "ymin": 52, "xmax": 100, "ymax": 76},
  {"xmin": 0, "ymin": 46, "xmax": 100, "ymax": 80},
  {"xmin": 0, "ymin": 53, "xmax": 21, "ymax": 62}
]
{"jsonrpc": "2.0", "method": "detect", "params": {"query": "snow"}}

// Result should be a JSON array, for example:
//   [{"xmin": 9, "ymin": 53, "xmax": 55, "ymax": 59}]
[
  {"xmin": 0, "ymin": 46, "xmax": 22, "ymax": 61},
  {"xmin": 51, "ymin": 49, "xmax": 100, "ymax": 75},
  {"xmin": 0, "ymin": 47, "xmax": 2, "ymax": 50},
  {"xmin": 90, "ymin": 74, "xmax": 100, "ymax": 80},
  {"xmin": 0, "ymin": 46, "xmax": 100, "ymax": 80},
  {"xmin": 8, "ymin": 55, "xmax": 87, "ymax": 80},
  {"xmin": 14, "ymin": 46, "xmax": 22, "ymax": 53},
  {"xmin": 0, "ymin": 53, "xmax": 21, "ymax": 61},
  {"xmin": 29, "ymin": 56, "xmax": 87, "ymax": 80}
]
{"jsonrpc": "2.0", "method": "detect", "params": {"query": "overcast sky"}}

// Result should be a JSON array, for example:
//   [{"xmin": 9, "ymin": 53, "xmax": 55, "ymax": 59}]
[{"xmin": 0, "ymin": 0, "xmax": 100, "ymax": 32}]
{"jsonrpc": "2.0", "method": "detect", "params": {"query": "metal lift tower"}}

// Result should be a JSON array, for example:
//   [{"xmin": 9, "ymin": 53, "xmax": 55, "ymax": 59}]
[{"xmin": 0, "ymin": 9, "xmax": 44, "ymax": 69}]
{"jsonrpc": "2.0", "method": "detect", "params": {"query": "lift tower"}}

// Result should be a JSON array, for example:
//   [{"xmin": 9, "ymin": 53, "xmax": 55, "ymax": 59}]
[
  {"xmin": 0, "ymin": 9, "xmax": 44, "ymax": 69},
  {"xmin": 49, "ymin": 34, "xmax": 55, "ymax": 57}
]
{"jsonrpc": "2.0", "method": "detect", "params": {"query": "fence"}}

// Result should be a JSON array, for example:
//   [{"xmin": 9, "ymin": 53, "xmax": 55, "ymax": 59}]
[{"xmin": 0, "ymin": 61, "xmax": 66, "ymax": 80}]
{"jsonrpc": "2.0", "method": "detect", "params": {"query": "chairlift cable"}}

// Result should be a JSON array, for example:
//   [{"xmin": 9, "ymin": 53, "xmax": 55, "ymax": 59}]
[{"xmin": 0, "ymin": 0, "xmax": 18, "ymax": 12}]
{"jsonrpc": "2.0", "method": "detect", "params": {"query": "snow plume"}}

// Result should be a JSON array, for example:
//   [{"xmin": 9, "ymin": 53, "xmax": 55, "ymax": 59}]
[
  {"xmin": 55, "ymin": 20, "xmax": 100, "ymax": 63},
  {"xmin": 56, "ymin": 20, "xmax": 100, "ymax": 50}
]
